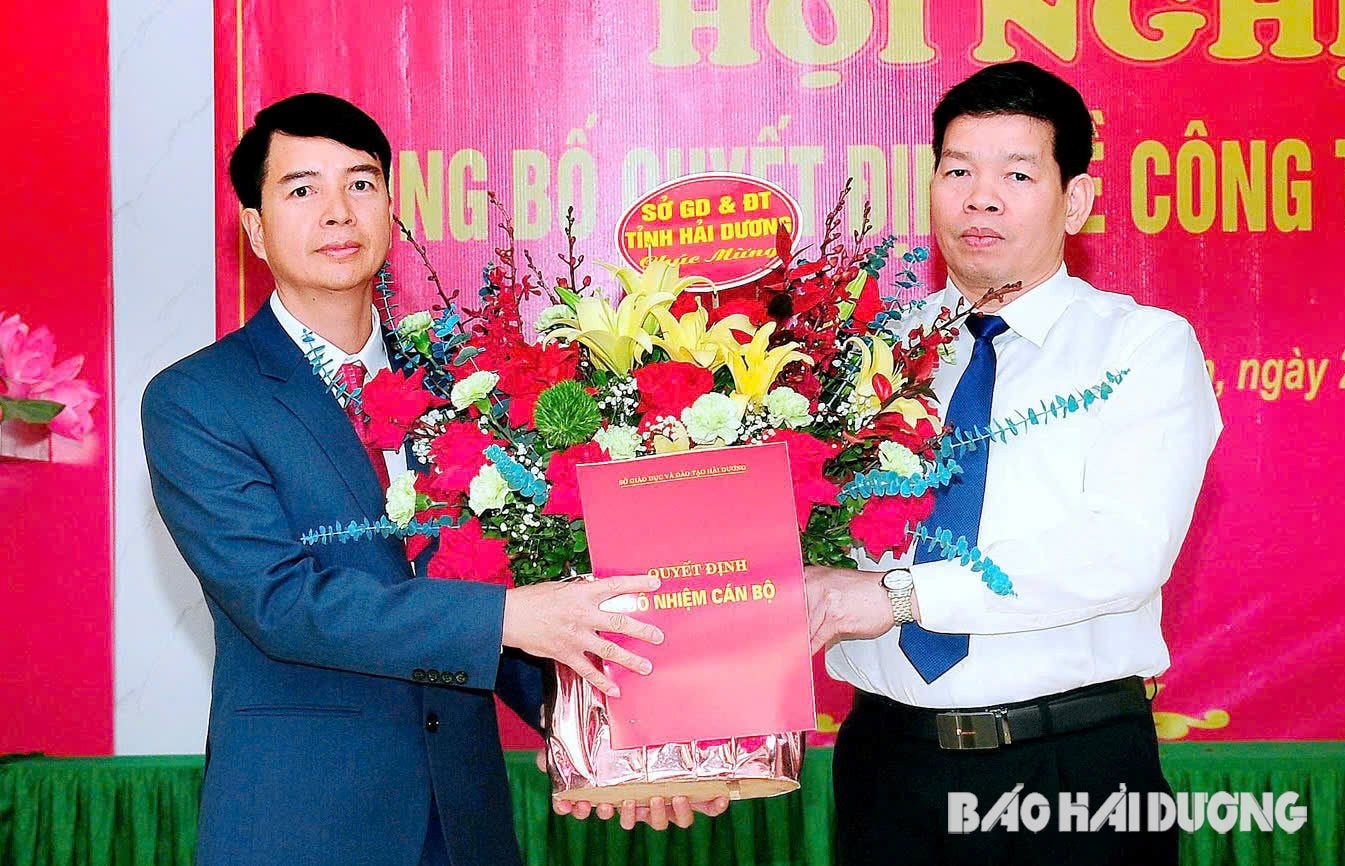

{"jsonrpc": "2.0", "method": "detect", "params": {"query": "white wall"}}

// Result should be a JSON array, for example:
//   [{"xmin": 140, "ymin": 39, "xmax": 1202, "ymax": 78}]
[{"xmin": 110, "ymin": 0, "xmax": 216, "ymax": 754}]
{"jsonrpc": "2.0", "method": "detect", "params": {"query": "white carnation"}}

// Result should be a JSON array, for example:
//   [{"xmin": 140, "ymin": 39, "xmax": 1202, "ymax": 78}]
[
  {"xmin": 450, "ymin": 370, "xmax": 500, "ymax": 409},
  {"xmin": 593, "ymin": 424, "xmax": 642, "ymax": 460},
  {"xmin": 763, "ymin": 386, "xmax": 812, "ymax": 429},
  {"xmin": 396, "ymin": 311, "xmax": 434, "ymax": 338},
  {"xmin": 877, "ymin": 441, "xmax": 923, "ymax": 476},
  {"xmin": 467, "ymin": 464, "xmax": 511, "ymax": 513},
  {"xmin": 385, "ymin": 470, "xmax": 419, "ymax": 528},
  {"xmin": 680, "ymin": 393, "xmax": 745, "ymax": 446},
  {"xmin": 535, "ymin": 304, "xmax": 573, "ymax": 333}
]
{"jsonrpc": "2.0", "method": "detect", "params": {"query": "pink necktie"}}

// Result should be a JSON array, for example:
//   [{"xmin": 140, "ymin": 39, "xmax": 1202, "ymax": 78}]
[{"xmin": 336, "ymin": 361, "xmax": 391, "ymax": 491}]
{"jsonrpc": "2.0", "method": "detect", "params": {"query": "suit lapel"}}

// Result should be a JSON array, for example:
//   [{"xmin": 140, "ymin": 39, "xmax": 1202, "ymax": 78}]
[{"xmin": 244, "ymin": 305, "xmax": 408, "ymax": 572}]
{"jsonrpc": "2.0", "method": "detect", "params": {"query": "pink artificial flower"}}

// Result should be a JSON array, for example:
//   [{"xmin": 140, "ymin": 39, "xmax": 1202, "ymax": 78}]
[{"xmin": 0, "ymin": 312, "xmax": 98, "ymax": 439}]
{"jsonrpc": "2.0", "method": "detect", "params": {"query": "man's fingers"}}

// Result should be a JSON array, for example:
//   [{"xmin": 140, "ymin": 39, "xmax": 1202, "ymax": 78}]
[
  {"xmin": 552, "ymin": 798, "xmax": 574, "ymax": 816},
  {"xmin": 592, "ymin": 574, "xmax": 661, "ymax": 600},
  {"xmin": 698, "ymin": 795, "xmax": 730, "ymax": 817},
  {"xmin": 534, "ymin": 750, "xmax": 547, "ymax": 773},
  {"xmin": 647, "ymin": 796, "xmax": 671, "ymax": 831},
  {"xmin": 572, "ymin": 800, "xmax": 593, "ymax": 820},
  {"xmin": 620, "ymin": 799, "xmax": 638, "ymax": 831},
  {"xmin": 596, "ymin": 802, "xmax": 615, "ymax": 821},
  {"xmin": 670, "ymin": 795, "xmax": 694, "ymax": 828},
  {"xmin": 585, "ymin": 635, "xmax": 653, "ymax": 676},
  {"xmin": 568, "ymin": 656, "xmax": 621, "ymax": 698},
  {"xmin": 597, "ymin": 611, "xmax": 664, "ymax": 646}
]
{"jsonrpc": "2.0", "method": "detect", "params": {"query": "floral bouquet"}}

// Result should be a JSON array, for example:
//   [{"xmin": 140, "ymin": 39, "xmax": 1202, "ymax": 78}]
[
  {"xmin": 0, "ymin": 311, "xmax": 99, "ymax": 460},
  {"xmin": 301, "ymin": 183, "xmax": 1128, "ymax": 803}
]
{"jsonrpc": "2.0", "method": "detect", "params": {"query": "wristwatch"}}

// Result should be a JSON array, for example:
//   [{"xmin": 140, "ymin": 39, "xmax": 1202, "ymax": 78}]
[{"xmin": 881, "ymin": 568, "xmax": 916, "ymax": 626}]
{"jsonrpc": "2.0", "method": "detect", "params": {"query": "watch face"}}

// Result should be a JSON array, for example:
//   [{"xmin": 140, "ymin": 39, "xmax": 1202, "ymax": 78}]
[{"xmin": 881, "ymin": 569, "xmax": 914, "ymax": 591}]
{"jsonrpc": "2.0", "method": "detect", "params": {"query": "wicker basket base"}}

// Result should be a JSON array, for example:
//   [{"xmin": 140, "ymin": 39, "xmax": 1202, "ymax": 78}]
[{"xmin": 552, "ymin": 776, "xmax": 800, "ymax": 806}]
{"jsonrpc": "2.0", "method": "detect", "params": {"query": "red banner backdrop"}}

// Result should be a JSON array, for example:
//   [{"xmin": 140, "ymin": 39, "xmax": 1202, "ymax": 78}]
[
  {"xmin": 215, "ymin": 1, "xmax": 1345, "ymax": 744},
  {"xmin": 0, "ymin": 1, "xmax": 114, "ymax": 755}
]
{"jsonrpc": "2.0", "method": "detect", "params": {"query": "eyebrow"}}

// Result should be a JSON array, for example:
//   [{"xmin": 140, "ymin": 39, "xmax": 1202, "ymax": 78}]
[
  {"xmin": 276, "ymin": 169, "xmax": 319, "ymax": 185},
  {"xmin": 274, "ymin": 164, "xmax": 383, "ymax": 186},
  {"xmin": 941, "ymin": 149, "xmax": 1041, "ymax": 164}
]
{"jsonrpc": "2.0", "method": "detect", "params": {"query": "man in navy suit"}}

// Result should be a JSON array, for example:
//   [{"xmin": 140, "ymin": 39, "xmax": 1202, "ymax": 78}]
[{"xmin": 142, "ymin": 93, "xmax": 683, "ymax": 866}]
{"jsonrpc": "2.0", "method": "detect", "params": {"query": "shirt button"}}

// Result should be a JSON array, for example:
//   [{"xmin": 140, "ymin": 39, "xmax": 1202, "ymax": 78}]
[
  {"xmin": 425, "ymin": 713, "xmax": 440, "ymax": 733},
  {"xmin": 454, "ymin": 672, "xmax": 468, "ymax": 685},
  {"xmin": 411, "ymin": 669, "xmax": 427, "ymax": 683},
  {"xmin": 426, "ymin": 669, "xmax": 441, "ymax": 683}
]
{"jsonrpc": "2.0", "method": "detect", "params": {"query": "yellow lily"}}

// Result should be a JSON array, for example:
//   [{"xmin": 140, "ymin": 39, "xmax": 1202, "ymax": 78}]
[
  {"xmin": 546, "ymin": 289, "xmax": 678, "ymax": 374},
  {"xmin": 605, "ymin": 259, "xmax": 712, "ymax": 302},
  {"xmin": 725, "ymin": 322, "xmax": 813, "ymax": 405},
  {"xmin": 651, "ymin": 300, "xmax": 755, "ymax": 371},
  {"xmin": 847, "ymin": 336, "xmax": 931, "ymax": 427}
]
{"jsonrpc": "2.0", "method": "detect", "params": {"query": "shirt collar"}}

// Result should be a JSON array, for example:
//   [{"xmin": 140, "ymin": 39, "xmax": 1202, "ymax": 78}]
[
  {"xmin": 945, "ymin": 263, "xmax": 1074, "ymax": 349},
  {"xmin": 268, "ymin": 291, "xmax": 389, "ymax": 376}
]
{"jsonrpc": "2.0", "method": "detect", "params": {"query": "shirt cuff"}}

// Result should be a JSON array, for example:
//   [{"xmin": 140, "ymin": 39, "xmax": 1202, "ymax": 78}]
[{"xmin": 910, "ymin": 559, "xmax": 990, "ymax": 633}]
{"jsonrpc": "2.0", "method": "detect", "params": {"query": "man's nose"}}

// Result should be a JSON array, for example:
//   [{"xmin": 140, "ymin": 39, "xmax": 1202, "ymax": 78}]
[
  {"xmin": 323, "ymin": 191, "xmax": 355, "ymax": 225},
  {"xmin": 965, "ymin": 178, "xmax": 1002, "ymax": 213}
]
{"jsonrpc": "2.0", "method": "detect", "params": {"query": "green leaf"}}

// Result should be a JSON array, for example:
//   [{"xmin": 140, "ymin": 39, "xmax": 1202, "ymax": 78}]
[
  {"xmin": 555, "ymin": 284, "xmax": 582, "ymax": 311},
  {"xmin": 0, "ymin": 397, "xmax": 63, "ymax": 424}
]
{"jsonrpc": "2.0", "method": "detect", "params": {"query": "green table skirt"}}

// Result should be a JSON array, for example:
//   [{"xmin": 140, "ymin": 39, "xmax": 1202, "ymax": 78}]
[{"xmin": 2, "ymin": 744, "xmax": 1342, "ymax": 865}]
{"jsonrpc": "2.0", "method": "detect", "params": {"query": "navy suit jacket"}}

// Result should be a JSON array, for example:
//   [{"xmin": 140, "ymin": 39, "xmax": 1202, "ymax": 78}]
[{"xmin": 142, "ymin": 302, "xmax": 543, "ymax": 866}]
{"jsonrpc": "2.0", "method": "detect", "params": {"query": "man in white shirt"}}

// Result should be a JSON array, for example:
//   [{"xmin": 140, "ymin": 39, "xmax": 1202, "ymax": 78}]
[{"xmin": 804, "ymin": 62, "xmax": 1221, "ymax": 865}]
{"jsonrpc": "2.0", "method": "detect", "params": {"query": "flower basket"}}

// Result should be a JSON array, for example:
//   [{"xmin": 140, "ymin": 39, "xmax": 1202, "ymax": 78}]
[{"xmin": 546, "ymin": 662, "xmax": 803, "ymax": 805}]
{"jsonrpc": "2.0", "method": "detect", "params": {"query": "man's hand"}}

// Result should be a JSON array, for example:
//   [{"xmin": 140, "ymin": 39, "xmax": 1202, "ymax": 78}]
[
  {"xmin": 536, "ymin": 750, "xmax": 730, "ymax": 829},
  {"xmin": 555, "ymin": 794, "xmax": 730, "ymax": 830},
  {"xmin": 503, "ymin": 575, "xmax": 663, "ymax": 697},
  {"xmin": 803, "ymin": 565, "xmax": 897, "ymax": 653}
]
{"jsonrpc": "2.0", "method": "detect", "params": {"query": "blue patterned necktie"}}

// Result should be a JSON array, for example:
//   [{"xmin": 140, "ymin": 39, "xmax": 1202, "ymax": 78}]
[{"xmin": 899, "ymin": 313, "xmax": 1009, "ymax": 684}]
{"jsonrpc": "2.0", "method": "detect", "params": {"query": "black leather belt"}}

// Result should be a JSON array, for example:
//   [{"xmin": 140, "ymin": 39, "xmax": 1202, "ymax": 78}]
[{"xmin": 854, "ymin": 677, "xmax": 1152, "ymax": 750}]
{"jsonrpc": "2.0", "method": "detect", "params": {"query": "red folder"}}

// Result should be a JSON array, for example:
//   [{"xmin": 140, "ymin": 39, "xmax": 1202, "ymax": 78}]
[{"xmin": 576, "ymin": 442, "xmax": 817, "ymax": 749}]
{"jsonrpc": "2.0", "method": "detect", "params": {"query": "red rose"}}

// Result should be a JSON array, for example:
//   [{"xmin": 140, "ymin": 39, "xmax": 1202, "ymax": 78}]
[
  {"xmin": 426, "ymin": 421, "xmax": 501, "ymax": 501},
  {"xmin": 543, "ymin": 441, "xmax": 607, "ymax": 520},
  {"xmin": 633, "ymin": 361, "xmax": 714, "ymax": 422},
  {"xmin": 495, "ymin": 342, "xmax": 579, "ymax": 429},
  {"xmin": 849, "ymin": 492, "xmax": 935, "ymax": 558},
  {"xmin": 358, "ymin": 367, "xmax": 445, "ymax": 450},
  {"xmin": 770, "ymin": 429, "xmax": 843, "ymax": 527},
  {"xmin": 426, "ymin": 518, "xmax": 512, "ymax": 585}
]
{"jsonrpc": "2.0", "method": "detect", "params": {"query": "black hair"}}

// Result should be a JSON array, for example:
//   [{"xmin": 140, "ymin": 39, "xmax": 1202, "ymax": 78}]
[
  {"xmin": 932, "ymin": 62, "xmax": 1094, "ymax": 185},
  {"xmin": 228, "ymin": 92, "xmax": 392, "ymax": 210}
]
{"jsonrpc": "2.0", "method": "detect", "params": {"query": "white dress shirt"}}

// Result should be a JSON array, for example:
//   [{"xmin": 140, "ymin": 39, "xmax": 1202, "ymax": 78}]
[
  {"xmin": 269, "ymin": 291, "xmax": 409, "ymax": 483},
  {"xmin": 825, "ymin": 265, "xmax": 1222, "ymax": 709}
]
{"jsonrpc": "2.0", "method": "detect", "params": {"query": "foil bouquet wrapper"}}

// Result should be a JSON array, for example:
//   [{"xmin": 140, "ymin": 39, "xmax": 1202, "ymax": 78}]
[{"xmin": 546, "ymin": 663, "xmax": 804, "ymax": 806}]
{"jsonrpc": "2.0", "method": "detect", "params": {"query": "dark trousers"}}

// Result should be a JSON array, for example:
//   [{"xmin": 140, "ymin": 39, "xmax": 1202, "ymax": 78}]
[{"xmin": 834, "ymin": 690, "xmax": 1178, "ymax": 866}]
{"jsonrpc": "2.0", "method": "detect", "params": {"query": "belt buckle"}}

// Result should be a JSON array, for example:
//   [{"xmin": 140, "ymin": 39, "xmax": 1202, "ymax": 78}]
[{"xmin": 935, "ymin": 710, "xmax": 1009, "ymax": 750}]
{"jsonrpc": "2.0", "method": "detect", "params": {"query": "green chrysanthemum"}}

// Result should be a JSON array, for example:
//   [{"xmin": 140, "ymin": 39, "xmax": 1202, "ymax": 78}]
[{"xmin": 533, "ymin": 380, "xmax": 602, "ymax": 448}]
